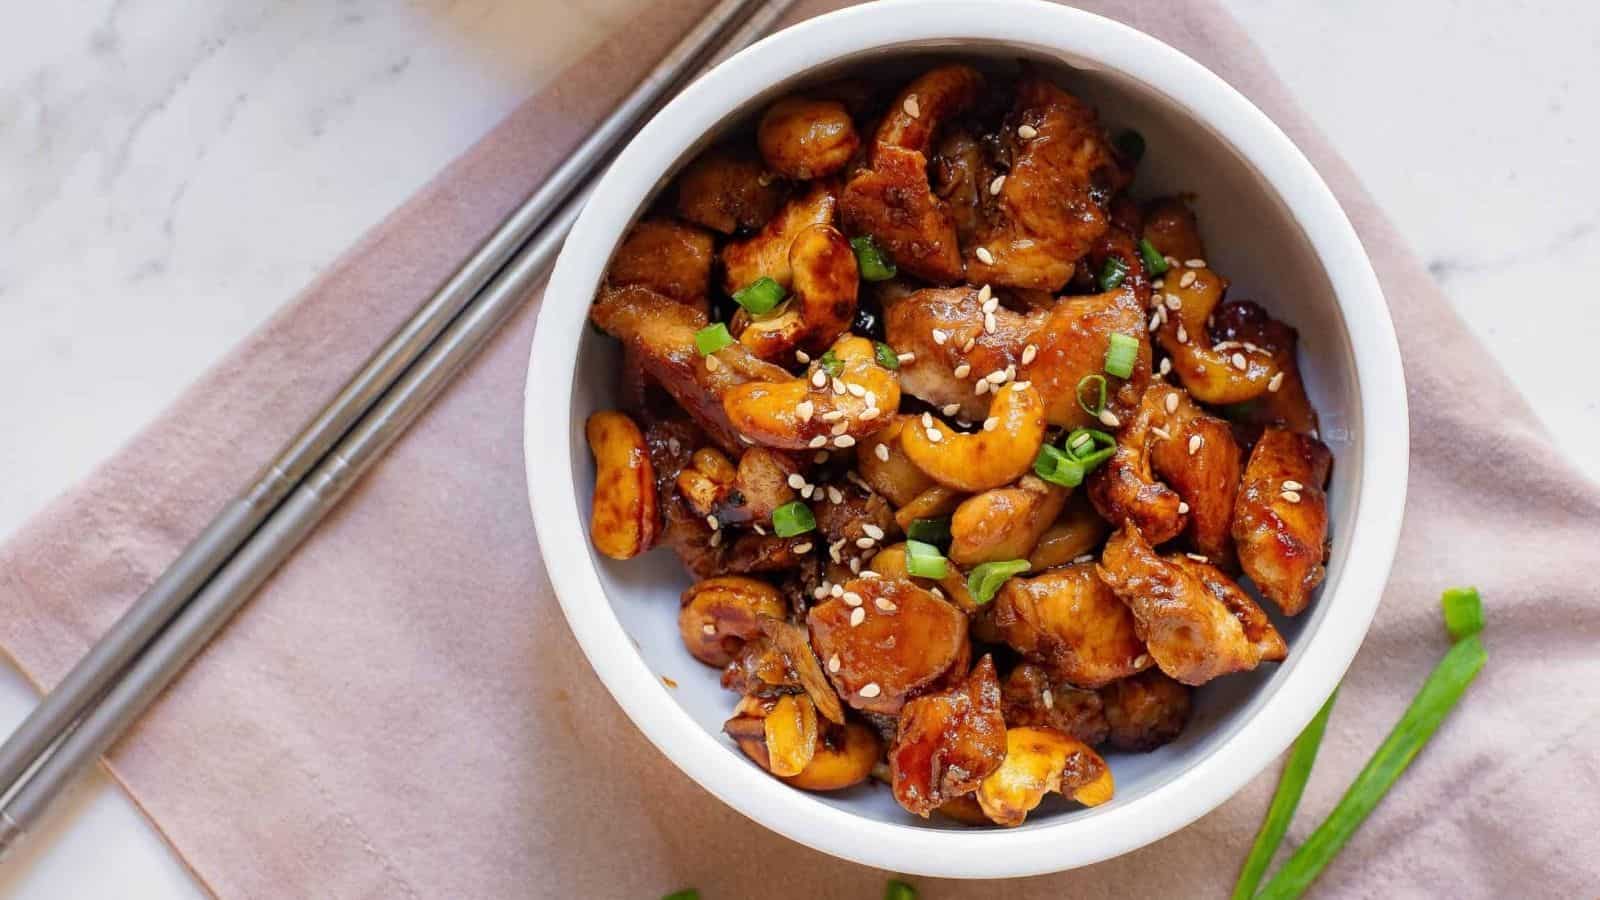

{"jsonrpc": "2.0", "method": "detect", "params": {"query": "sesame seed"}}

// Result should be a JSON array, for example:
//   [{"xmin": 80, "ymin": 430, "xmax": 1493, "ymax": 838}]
[
  {"xmin": 814, "ymin": 585, "xmax": 829, "ymax": 600},
  {"xmin": 850, "ymin": 607, "xmax": 867, "ymax": 627},
  {"xmin": 898, "ymin": 352, "xmax": 916, "ymax": 364},
  {"xmin": 1178, "ymin": 501, "xmax": 1190, "ymax": 514},
  {"xmin": 975, "ymin": 247, "xmax": 996, "ymax": 265},
  {"xmin": 708, "ymin": 530, "xmax": 722, "ymax": 547},
  {"xmin": 874, "ymin": 597, "xmax": 897, "ymax": 612},
  {"xmin": 834, "ymin": 435, "xmax": 856, "ymax": 448},
  {"xmin": 1152, "ymin": 426, "xmax": 1172, "ymax": 440},
  {"xmin": 753, "ymin": 524, "xmax": 766, "ymax": 535},
  {"xmin": 822, "ymin": 409, "xmax": 846, "ymax": 423},
  {"xmin": 1159, "ymin": 358, "xmax": 1173, "ymax": 376},
  {"xmin": 932, "ymin": 328, "xmax": 948, "ymax": 346},
  {"xmin": 706, "ymin": 515, "xmax": 719, "ymax": 530},
  {"xmin": 849, "ymin": 556, "xmax": 862, "ymax": 573},
  {"xmin": 942, "ymin": 403, "xmax": 961, "ymax": 416},
  {"xmin": 926, "ymin": 428, "xmax": 943, "ymax": 443},
  {"xmin": 961, "ymin": 337, "xmax": 976, "ymax": 352},
  {"xmin": 977, "ymin": 284, "xmax": 992, "ymax": 304},
  {"xmin": 842, "ymin": 590, "xmax": 863, "ymax": 607},
  {"xmin": 1165, "ymin": 255, "xmax": 1180, "ymax": 268},
  {"xmin": 929, "ymin": 586, "xmax": 945, "ymax": 601},
  {"xmin": 860, "ymin": 570, "xmax": 880, "ymax": 579},
  {"xmin": 1165, "ymin": 295, "xmax": 1182, "ymax": 311},
  {"xmin": 829, "ymin": 540, "xmax": 844, "ymax": 562},
  {"xmin": 1232, "ymin": 352, "xmax": 1248, "ymax": 371},
  {"xmin": 787, "ymin": 473, "xmax": 806, "ymax": 490},
  {"xmin": 796, "ymin": 400, "xmax": 815, "ymax": 422},
  {"xmin": 830, "ymin": 421, "xmax": 849, "ymax": 437},
  {"xmin": 739, "ymin": 434, "xmax": 754, "ymax": 445},
  {"xmin": 975, "ymin": 379, "xmax": 990, "ymax": 396},
  {"xmin": 1213, "ymin": 341, "xmax": 1239, "ymax": 352},
  {"xmin": 863, "ymin": 523, "xmax": 885, "ymax": 540},
  {"xmin": 855, "ymin": 537, "xmax": 876, "ymax": 550},
  {"xmin": 1176, "ymin": 324, "xmax": 1189, "ymax": 344},
  {"xmin": 1188, "ymin": 434, "xmax": 1202, "ymax": 455},
  {"xmin": 1042, "ymin": 689, "xmax": 1054, "ymax": 709},
  {"xmin": 828, "ymin": 486, "xmax": 844, "ymax": 504},
  {"xmin": 1150, "ymin": 312, "xmax": 1162, "ymax": 332},
  {"xmin": 811, "ymin": 370, "xmax": 827, "ymax": 388},
  {"xmin": 1099, "ymin": 408, "xmax": 1121, "ymax": 428},
  {"xmin": 1070, "ymin": 432, "xmax": 1092, "ymax": 450},
  {"xmin": 1012, "ymin": 380, "xmax": 1031, "ymax": 390},
  {"xmin": 1073, "ymin": 553, "xmax": 1095, "ymax": 564},
  {"xmin": 987, "ymin": 369, "xmax": 1008, "ymax": 385},
  {"xmin": 985, "ymin": 312, "xmax": 998, "ymax": 333},
  {"xmin": 1281, "ymin": 490, "xmax": 1302, "ymax": 503},
  {"xmin": 858, "ymin": 681, "xmax": 881, "ymax": 697},
  {"xmin": 922, "ymin": 412, "xmax": 934, "ymax": 428},
  {"xmin": 1017, "ymin": 124, "xmax": 1038, "ymax": 139},
  {"xmin": 859, "ymin": 407, "xmax": 880, "ymax": 421},
  {"xmin": 874, "ymin": 443, "xmax": 890, "ymax": 462},
  {"xmin": 832, "ymin": 378, "xmax": 846, "ymax": 396},
  {"xmin": 1152, "ymin": 278, "xmax": 1165, "ymax": 290},
  {"xmin": 827, "ymin": 654, "xmax": 841, "ymax": 673},
  {"xmin": 1165, "ymin": 393, "xmax": 1179, "ymax": 414},
  {"xmin": 795, "ymin": 350, "xmax": 810, "ymax": 364},
  {"xmin": 1179, "ymin": 270, "xmax": 1197, "ymax": 288},
  {"xmin": 954, "ymin": 363, "xmax": 972, "ymax": 379},
  {"xmin": 1268, "ymin": 371, "xmax": 1285, "ymax": 392},
  {"xmin": 831, "ymin": 583, "xmax": 845, "ymax": 598},
  {"xmin": 801, "ymin": 484, "xmax": 814, "ymax": 499},
  {"xmin": 1185, "ymin": 258, "xmax": 1207, "ymax": 268},
  {"xmin": 1243, "ymin": 342, "xmax": 1262, "ymax": 354},
  {"xmin": 808, "ymin": 435, "xmax": 828, "ymax": 448},
  {"xmin": 847, "ymin": 382, "xmax": 867, "ymax": 398},
  {"xmin": 1187, "ymin": 553, "xmax": 1209, "ymax": 562},
  {"xmin": 704, "ymin": 354, "xmax": 720, "ymax": 372},
  {"xmin": 1021, "ymin": 344, "xmax": 1038, "ymax": 365},
  {"xmin": 903, "ymin": 94, "xmax": 920, "ymax": 118},
  {"xmin": 1134, "ymin": 654, "xmax": 1150, "ymax": 668},
  {"xmin": 702, "ymin": 623, "xmax": 716, "ymax": 635},
  {"xmin": 1283, "ymin": 480, "xmax": 1304, "ymax": 491},
  {"xmin": 794, "ymin": 542, "xmax": 813, "ymax": 555},
  {"xmin": 989, "ymin": 174, "xmax": 1006, "ymax": 195},
  {"xmin": 983, "ymin": 416, "xmax": 1000, "ymax": 432}
]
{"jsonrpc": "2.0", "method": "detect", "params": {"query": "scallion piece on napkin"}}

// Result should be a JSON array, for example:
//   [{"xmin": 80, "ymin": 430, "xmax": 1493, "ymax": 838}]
[
  {"xmin": 1255, "ymin": 635, "xmax": 1487, "ymax": 898},
  {"xmin": 884, "ymin": 879, "xmax": 917, "ymax": 900},
  {"xmin": 1440, "ymin": 586, "xmax": 1484, "ymax": 640},
  {"xmin": 1230, "ymin": 689, "xmax": 1339, "ymax": 900},
  {"xmin": 660, "ymin": 890, "xmax": 699, "ymax": 900}
]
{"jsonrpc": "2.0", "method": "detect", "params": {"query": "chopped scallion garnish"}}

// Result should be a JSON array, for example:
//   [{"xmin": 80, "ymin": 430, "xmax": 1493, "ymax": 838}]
[
  {"xmin": 875, "ymin": 341, "xmax": 901, "ymax": 370},
  {"xmin": 732, "ymin": 276, "xmax": 786, "ymax": 315},
  {"xmin": 1064, "ymin": 428, "xmax": 1116, "ymax": 465},
  {"xmin": 850, "ymin": 235, "xmax": 898, "ymax": 282},
  {"xmin": 1098, "ymin": 256, "xmax": 1129, "ymax": 292},
  {"xmin": 905, "ymin": 539, "xmax": 948, "ymax": 580},
  {"xmin": 772, "ymin": 501, "xmax": 816, "ymax": 538},
  {"xmin": 1115, "ymin": 129, "xmax": 1146, "ymax": 162},
  {"xmin": 1440, "ymin": 586, "xmax": 1484, "ymax": 641},
  {"xmin": 694, "ymin": 323, "xmax": 734, "ymax": 356},
  {"xmin": 906, "ymin": 517, "xmax": 951, "ymax": 546},
  {"xmin": 1034, "ymin": 444, "xmax": 1085, "ymax": 488},
  {"xmin": 1076, "ymin": 373, "xmax": 1108, "ymax": 416},
  {"xmin": 967, "ymin": 559, "xmax": 1031, "ymax": 605},
  {"xmin": 819, "ymin": 349, "xmax": 844, "ymax": 378},
  {"xmin": 1138, "ymin": 237, "xmax": 1169, "ymax": 276},
  {"xmin": 1104, "ymin": 332, "xmax": 1139, "ymax": 379}
]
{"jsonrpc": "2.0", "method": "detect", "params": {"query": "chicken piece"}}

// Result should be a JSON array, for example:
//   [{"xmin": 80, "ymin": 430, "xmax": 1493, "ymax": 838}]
[
  {"xmin": 807, "ymin": 577, "xmax": 969, "ymax": 715},
  {"xmin": 659, "ymin": 494, "xmax": 724, "ymax": 578},
  {"xmin": 882, "ymin": 284, "xmax": 1149, "ymax": 426},
  {"xmin": 678, "ymin": 576, "xmax": 788, "ymax": 667},
  {"xmin": 729, "ymin": 447, "xmax": 801, "ymax": 526},
  {"xmin": 675, "ymin": 446, "xmax": 739, "ymax": 520},
  {"xmin": 757, "ymin": 96, "xmax": 860, "ymax": 180},
  {"xmin": 1210, "ymin": 301, "xmax": 1320, "ymax": 436},
  {"xmin": 722, "ymin": 181, "xmax": 839, "ymax": 295},
  {"xmin": 1100, "ymin": 668, "xmax": 1192, "ymax": 752},
  {"xmin": 723, "ymin": 334, "xmax": 901, "ymax": 451},
  {"xmin": 1233, "ymin": 427, "xmax": 1333, "ymax": 615},
  {"xmin": 675, "ymin": 143, "xmax": 785, "ymax": 234},
  {"xmin": 605, "ymin": 218, "xmax": 714, "ymax": 310},
  {"xmin": 812, "ymin": 479, "xmax": 898, "ymax": 552},
  {"xmin": 1084, "ymin": 201, "xmax": 1155, "ymax": 310},
  {"xmin": 966, "ymin": 76, "xmax": 1129, "ymax": 292},
  {"xmin": 890, "ymin": 656, "xmax": 1008, "ymax": 817},
  {"xmin": 1000, "ymin": 662, "xmax": 1110, "ymax": 746},
  {"xmin": 1027, "ymin": 493, "xmax": 1109, "ymax": 571},
  {"xmin": 932, "ymin": 129, "xmax": 993, "ymax": 247},
  {"xmin": 1141, "ymin": 196, "xmax": 1207, "ymax": 263},
  {"xmin": 892, "ymin": 483, "xmax": 966, "ymax": 533},
  {"xmin": 839, "ymin": 65, "xmax": 985, "ymax": 284},
  {"xmin": 731, "ymin": 223, "xmax": 859, "ymax": 361},
  {"xmin": 1146, "ymin": 384, "xmax": 1244, "ymax": 565},
  {"xmin": 976, "ymin": 727, "xmax": 1113, "ymax": 826},
  {"xmin": 948, "ymin": 475, "xmax": 1067, "ymax": 567},
  {"xmin": 858, "ymin": 416, "xmax": 936, "ymax": 506},
  {"xmin": 865, "ymin": 542, "xmax": 983, "ymax": 616},
  {"xmin": 720, "ymin": 532, "xmax": 814, "ymax": 574},
  {"xmin": 1086, "ymin": 386, "xmax": 1188, "ymax": 545},
  {"xmin": 590, "ymin": 285, "xmax": 790, "ymax": 453},
  {"xmin": 758, "ymin": 617, "xmax": 846, "ymax": 724},
  {"xmin": 993, "ymin": 562, "xmax": 1150, "ymax": 688},
  {"xmin": 1098, "ymin": 523, "xmax": 1287, "ymax": 685}
]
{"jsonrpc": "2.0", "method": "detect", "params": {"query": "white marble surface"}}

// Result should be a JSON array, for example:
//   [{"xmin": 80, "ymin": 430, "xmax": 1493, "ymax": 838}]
[{"xmin": 1, "ymin": 1, "xmax": 1596, "ymax": 896}]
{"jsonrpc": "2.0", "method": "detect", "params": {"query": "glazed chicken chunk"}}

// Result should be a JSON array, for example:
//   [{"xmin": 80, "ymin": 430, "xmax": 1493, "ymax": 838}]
[{"xmin": 1233, "ymin": 427, "xmax": 1333, "ymax": 615}]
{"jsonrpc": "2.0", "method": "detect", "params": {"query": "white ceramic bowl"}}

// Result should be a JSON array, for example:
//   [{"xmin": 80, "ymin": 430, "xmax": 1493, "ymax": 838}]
[{"xmin": 526, "ymin": 0, "xmax": 1407, "ymax": 878}]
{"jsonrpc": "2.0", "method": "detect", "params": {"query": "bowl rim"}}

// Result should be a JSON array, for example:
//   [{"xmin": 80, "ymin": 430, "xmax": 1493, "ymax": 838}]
[{"xmin": 525, "ymin": 0, "xmax": 1409, "ymax": 878}]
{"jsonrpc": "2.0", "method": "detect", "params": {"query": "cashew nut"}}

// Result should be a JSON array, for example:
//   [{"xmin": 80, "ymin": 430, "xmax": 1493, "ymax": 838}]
[
  {"xmin": 724, "ymin": 698, "xmax": 880, "ymax": 791},
  {"xmin": 1155, "ymin": 263, "xmax": 1275, "ymax": 404},
  {"xmin": 722, "ymin": 181, "xmax": 838, "ymax": 295},
  {"xmin": 732, "ymin": 224, "xmax": 858, "ymax": 361},
  {"xmin": 585, "ymin": 410, "xmax": 658, "ymax": 560},
  {"xmin": 723, "ymin": 335, "xmax": 901, "ymax": 450},
  {"xmin": 867, "ymin": 542, "xmax": 980, "ymax": 614},
  {"xmin": 763, "ymin": 693, "xmax": 820, "ymax": 777},
  {"xmin": 1027, "ymin": 493, "xmax": 1110, "ymax": 571},
  {"xmin": 975, "ymin": 726, "xmax": 1114, "ymax": 826},
  {"xmin": 678, "ymin": 576, "xmax": 788, "ymax": 667},
  {"xmin": 757, "ymin": 96, "xmax": 859, "ymax": 180},
  {"xmin": 900, "ymin": 382, "xmax": 1046, "ymax": 492}
]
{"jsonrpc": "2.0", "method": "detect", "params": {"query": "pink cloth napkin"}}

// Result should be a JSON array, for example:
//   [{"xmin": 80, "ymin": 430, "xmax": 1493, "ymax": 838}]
[{"xmin": 4, "ymin": 1, "xmax": 1599, "ymax": 896}]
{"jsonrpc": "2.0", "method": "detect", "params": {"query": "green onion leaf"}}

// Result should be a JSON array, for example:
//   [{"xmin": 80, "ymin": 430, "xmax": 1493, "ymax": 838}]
[
  {"xmin": 1138, "ymin": 237, "xmax": 1170, "ymax": 275},
  {"xmin": 772, "ymin": 501, "xmax": 816, "ymax": 538},
  {"xmin": 906, "ymin": 517, "xmax": 951, "ymax": 546},
  {"xmin": 694, "ymin": 323, "xmax": 735, "ymax": 356},
  {"xmin": 1098, "ymin": 256, "xmax": 1129, "ymax": 292},
  {"xmin": 884, "ymin": 879, "xmax": 917, "ymax": 900},
  {"xmin": 1034, "ymin": 444, "xmax": 1086, "ymax": 488},
  {"xmin": 967, "ymin": 559, "xmax": 1032, "ymax": 605},
  {"xmin": 818, "ymin": 349, "xmax": 844, "ymax": 378},
  {"xmin": 1064, "ymin": 428, "xmax": 1116, "ymax": 465},
  {"xmin": 1115, "ymin": 129, "xmax": 1146, "ymax": 162},
  {"xmin": 1231, "ymin": 689, "xmax": 1339, "ymax": 900},
  {"xmin": 1256, "ymin": 635, "xmax": 1488, "ymax": 900},
  {"xmin": 1440, "ymin": 586, "xmax": 1484, "ymax": 641},
  {"xmin": 905, "ymin": 540, "xmax": 949, "ymax": 580},
  {"xmin": 850, "ymin": 235, "xmax": 898, "ymax": 282},
  {"xmin": 661, "ymin": 891, "xmax": 700, "ymax": 900},
  {"xmin": 875, "ymin": 341, "xmax": 901, "ymax": 370},
  {"xmin": 732, "ymin": 276, "xmax": 786, "ymax": 316},
  {"xmin": 1104, "ymin": 332, "xmax": 1139, "ymax": 379},
  {"xmin": 1076, "ymin": 373, "xmax": 1108, "ymax": 416}
]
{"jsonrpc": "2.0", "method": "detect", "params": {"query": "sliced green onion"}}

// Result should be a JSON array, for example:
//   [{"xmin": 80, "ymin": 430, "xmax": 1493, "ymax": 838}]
[
  {"xmin": 662, "ymin": 891, "xmax": 700, "ymax": 900},
  {"xmin": 967, "ymin": 559, "xmax": 1031, "ymax": 605},
  {"xmin": 1034, "ymin": 444, "xmax": 1085, "ymax": 488},
  {"xmin": 1231, "ymin": 689, "xmax": 1339, "ymax": 900},
  {"xmin": 1115, "ymin": 129, "xmax": 1146, "ymax": 162},
  {"xmin": 884, "ymin": 880, "xmax": 918, "ymax": 900},
  {"xmin": 905, "ymin": 539, "xmax": 948, "ymax": 579},
  {"xmin": 694, "ymin": 323, "xmax": 734, "ymax": 356},
  {"xmin": 1138, "ymin": 237, "xmax": 1170, "ymax": 275},
  {"xmin": 1064, "ymin": 428, "xmax": 1116, "ymax": 463},
  {"xmin": 1076, "ymin": 373, "xmax": 1108, "ymax": 416},
  {"xmin": 772, "ymin": 501, "xmax": 816, "ymax": 538},
  {"xmin": 1104, "ymin": 332, "xmax": 1139, "ymax": 379},
  {"xmin": 732, "ymin": 276, "xmax": 786, "ymax": 315},
  {"xmin": 850, "ymin": 235, "xmax": 898, "ymax": 282},
  {"xmin": 875, "ymin": 341, "xmax": 901, "ymax": 370},
  {"xmin": 1441, "ymin": 586, "xmax": 1484, "ymax": 641},
  {"xmin": 906, "ymin": 517, "xmax": 951, "ymax": 546},
  {"xmin": 1098, "ymin": 256, "xmax": 1129, "ymax": 292},
  {"xmin": 818, "ymin": 349, "xmax": 844, "ymax": 378},
  {"xmin": 1257, "ymin": 635, "xmax": 1488, "ymax": 900}
]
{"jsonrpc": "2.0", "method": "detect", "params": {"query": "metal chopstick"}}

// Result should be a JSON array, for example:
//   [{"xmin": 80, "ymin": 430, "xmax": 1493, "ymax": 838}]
[{"xmin": 0, "ymin": 0, "xmax": 793, "ymax": 857}]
